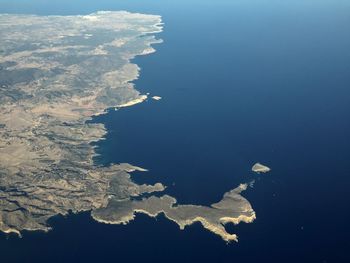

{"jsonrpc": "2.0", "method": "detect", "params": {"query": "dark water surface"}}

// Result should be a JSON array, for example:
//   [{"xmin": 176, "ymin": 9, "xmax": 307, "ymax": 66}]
[{"xmin": 1, "ymin": 1, "xmax": 350, "ymax": 262}]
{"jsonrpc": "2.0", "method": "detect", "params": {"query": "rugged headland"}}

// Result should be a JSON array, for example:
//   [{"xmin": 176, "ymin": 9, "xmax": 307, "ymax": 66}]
[{"xmin": 0, "ymin": 11, "xmax": 255, "ymax": 242}]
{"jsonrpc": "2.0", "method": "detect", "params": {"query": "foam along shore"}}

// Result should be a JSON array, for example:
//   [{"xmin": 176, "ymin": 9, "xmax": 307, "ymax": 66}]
[
  {"xmin": 252, "ymin": 163, "xmax": 271, "ymax": 173},
  {"xmin": 118, "ymin": 163, "xmax": 148, "ymax": 172},
  {"xmin": 116, "ymin": 94, "xmax": 148, "ymax": 108}
]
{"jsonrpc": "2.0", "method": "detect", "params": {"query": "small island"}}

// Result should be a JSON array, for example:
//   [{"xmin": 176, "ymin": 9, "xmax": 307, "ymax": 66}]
[
  {"xmin": 252, "ymin": 163, "xmax": 271, "ymax": 173},
  {"xmin": 152, "ymin": 95, "xmax": 162, "ymax": 100}
]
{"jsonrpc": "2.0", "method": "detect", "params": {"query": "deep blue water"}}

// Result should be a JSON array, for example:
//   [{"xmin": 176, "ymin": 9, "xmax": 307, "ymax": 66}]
[{"xmin": 1, "ymin": 1, "xmax": 350, "ymax": 262}]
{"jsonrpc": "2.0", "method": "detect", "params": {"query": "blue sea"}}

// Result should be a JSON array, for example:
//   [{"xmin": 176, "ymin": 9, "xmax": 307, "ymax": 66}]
[{"xmin": 1, "ymin": 1, "xmax": 349, "ymax": 262}]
